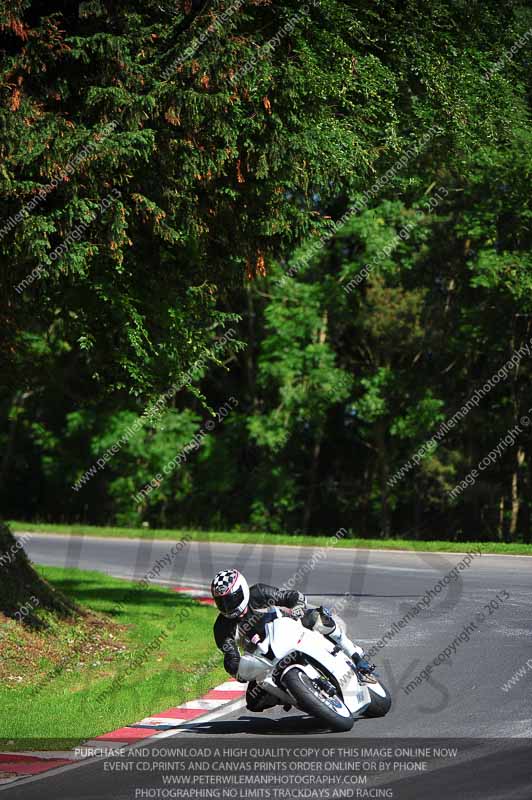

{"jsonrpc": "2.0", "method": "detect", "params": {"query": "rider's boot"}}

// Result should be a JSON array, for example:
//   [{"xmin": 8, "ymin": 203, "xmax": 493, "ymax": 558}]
[
  {"xmin": 351, "ymin": 651, "xmax": 376, "ymax": 677},
  {"xmin": 246, "ymin": 680, "xmax": 278, "ymax": 712},
  {"xmin": 315, "ymin": 608, "xmax": 375, "ymax": 675}
]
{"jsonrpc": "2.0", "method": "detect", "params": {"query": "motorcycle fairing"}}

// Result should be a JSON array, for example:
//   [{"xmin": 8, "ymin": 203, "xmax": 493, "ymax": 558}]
[{"xmin": 262, "ymin": 615, "xmax": 371, "ymax": 716}]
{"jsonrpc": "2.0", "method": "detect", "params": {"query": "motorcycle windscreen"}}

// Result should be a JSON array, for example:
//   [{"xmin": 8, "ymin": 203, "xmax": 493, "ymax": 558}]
[{"xmin": 263, "ymin": 616, "xmax": 304, "ymax": 659}]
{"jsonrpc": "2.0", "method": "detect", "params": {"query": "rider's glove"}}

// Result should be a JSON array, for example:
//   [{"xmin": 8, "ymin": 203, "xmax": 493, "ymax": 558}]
[
  {"xmin": 222, "ymin": 642, "xmax": 241, "ymax": 677},
  {"xmin": 282, "ymin": 605, "xmax": 305, "ymax": 620},
  {"xmin": 291, "ymin": 592, "xmax": 306, "ymax": 619}
]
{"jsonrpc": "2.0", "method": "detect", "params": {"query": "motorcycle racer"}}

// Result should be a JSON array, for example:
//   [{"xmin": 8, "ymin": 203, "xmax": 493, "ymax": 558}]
[{"xmin": 211, "ymin": 568, "xmax": 375, "ymax": 711}]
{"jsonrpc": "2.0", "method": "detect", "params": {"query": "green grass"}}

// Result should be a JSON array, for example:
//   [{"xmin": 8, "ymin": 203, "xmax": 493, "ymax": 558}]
[
  {"xmin": 9, "ymin": 520, "xmax": 532, "ymax": 555},
  {"xmin": 0, "ymin": 565, "xmax": 224, "ymax": 749}
]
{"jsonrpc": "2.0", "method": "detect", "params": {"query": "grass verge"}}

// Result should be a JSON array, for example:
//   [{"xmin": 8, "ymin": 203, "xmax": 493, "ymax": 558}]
[
  {"xmin": 0, "ymin": 565, "xmax": 224, "ymax": 750},
  {"xmin": 9, "ymin": 520, "xmax": 532, "ymax": 555}
]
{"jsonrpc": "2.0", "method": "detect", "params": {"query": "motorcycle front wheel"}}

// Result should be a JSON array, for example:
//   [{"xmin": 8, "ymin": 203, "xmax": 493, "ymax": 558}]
[{"xmin": 282, "ymin": 668, "xmax": 354, "ymax": 732}]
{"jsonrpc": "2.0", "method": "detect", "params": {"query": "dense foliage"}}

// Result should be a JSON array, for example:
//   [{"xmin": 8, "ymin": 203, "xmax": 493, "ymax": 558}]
[{"xmin": 1, "ymin": 0, "xmax": 531, "ymax": 542}]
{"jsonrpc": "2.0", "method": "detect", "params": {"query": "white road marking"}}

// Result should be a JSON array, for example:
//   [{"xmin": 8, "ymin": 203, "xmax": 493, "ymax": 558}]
[
  {"xmin": 178, "ymin": 699, "xmax": 224, "ymax": 710},
  {"xmin": 0, "ymin": 699, "xmax": 246, "ymax": 793},
  {"xmin": 0, "ymin": 752, "xmax": 82, "ymax": 761},
  {"xmin": 215, "ymin": 681, "xmax": 248, "ymax": 692},
  {"xmin": 79, "ymin": 741, "xmax": 130, "ymax": 752}
]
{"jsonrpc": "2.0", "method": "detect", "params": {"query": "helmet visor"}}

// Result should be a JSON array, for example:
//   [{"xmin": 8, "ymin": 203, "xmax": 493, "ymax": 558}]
[{"xmin": 214, "ymin": 585, "xmax": 245, "ymax": 617}]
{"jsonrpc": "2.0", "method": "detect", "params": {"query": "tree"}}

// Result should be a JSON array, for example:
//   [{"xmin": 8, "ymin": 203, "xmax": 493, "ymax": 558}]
[
  {"xmin": 1, "ymin": 0, "xmax": 531, "ymax": 562},
  {"xmin": 0, "ymin": 0, "xmax": 398, "ymax": 612}
]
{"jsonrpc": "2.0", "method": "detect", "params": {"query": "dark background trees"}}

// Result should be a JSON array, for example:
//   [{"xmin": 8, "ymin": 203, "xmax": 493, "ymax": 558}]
[{"xmin": 1, "ymin": 0, "xmax": 531, "ymax": 543}]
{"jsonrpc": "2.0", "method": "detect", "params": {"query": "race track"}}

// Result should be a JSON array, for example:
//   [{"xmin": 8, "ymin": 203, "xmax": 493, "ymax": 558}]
[{"xmin": 4, "ymin": 532, "xmax": 531, "ymax": 799}]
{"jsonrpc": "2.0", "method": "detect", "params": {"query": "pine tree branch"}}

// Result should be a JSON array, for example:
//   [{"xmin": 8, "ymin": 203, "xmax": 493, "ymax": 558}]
[{"xmin": 158, "ymin": 0, "xmax": 213, "ymax": 36}]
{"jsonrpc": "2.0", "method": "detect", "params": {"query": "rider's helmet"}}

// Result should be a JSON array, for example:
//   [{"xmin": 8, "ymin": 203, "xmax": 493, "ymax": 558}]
[{"xmin": 211, "ymin": 568, "xmax": 250, "ymax": 618}]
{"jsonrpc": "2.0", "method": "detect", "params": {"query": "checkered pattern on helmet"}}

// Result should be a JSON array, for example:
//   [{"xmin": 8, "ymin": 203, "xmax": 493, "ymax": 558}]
[{"xmin": 211, "ymin": 569, "xmax": 239, "ymax": 596}]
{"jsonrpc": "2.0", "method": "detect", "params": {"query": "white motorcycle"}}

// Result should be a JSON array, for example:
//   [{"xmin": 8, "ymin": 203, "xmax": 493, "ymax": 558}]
[{"xmin": 237, "ymin": 607, "xmax": 391, "ymax": 732}]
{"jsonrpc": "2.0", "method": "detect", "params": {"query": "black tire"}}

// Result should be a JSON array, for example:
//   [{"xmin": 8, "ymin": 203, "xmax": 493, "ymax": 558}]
[
  {"xmin": 282, "ymin": 668, "xmax": 354, "ymax": 732},
  {"xmin": 363, "ymin": 683, "xmax": 392, "ymax": 718}
]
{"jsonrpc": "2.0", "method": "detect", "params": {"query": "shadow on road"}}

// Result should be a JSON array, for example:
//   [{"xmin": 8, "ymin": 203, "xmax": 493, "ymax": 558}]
[
  {"xmin": 180, "ymin": 712, "xmax": 337, "ymax": 736},
  {"xmin": 305, "ymin": 593, "xmax": 419, "ymax": 599}
]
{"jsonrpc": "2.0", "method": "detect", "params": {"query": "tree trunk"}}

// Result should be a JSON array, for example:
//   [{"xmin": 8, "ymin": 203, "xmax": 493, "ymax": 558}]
[
  {"xmin": 360, "ymin": 463, "xmax": 373, "ymax": 537},
  {"xmin": 301, "ymin": 310, "xmax": 328, "ymax": 535},
  {"xmin": 302, "ymin": 438, "xmax": 321, "ymax": 535},
  {"xmin": 375, "ymin": 421, "xmax": 391, "ymax": 538},
  {"xmin": 510, "ymin": 446, "xmax": 526, "ymax": 541},
  {"xmin": 246, "ymin": 285, "xmax": 258, "ymax": 408},
  {"xmin": 0, "ymin": 393, "xmax": 80, "ymax": 624},
  {"xmin": 497, "ymin": 496, "xmax": 505, "ymax": 541},
  {"xmin": 0, "ymin": 391, "xmax": 24, "ymax": 495},
  {"xmin": 0, "ymin": 521, "xmax": 80, "ymax": 628},
  {"xmin": 525, "ymin": 450, "xmax": 532, "ymax": 544}
]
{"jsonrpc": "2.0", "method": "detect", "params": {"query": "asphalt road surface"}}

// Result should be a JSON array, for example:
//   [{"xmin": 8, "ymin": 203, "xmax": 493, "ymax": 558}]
[{"xmin": 5, "ymin": 532, "xmax": 532, "ymax": 799}]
